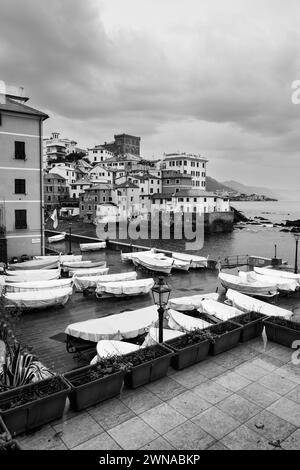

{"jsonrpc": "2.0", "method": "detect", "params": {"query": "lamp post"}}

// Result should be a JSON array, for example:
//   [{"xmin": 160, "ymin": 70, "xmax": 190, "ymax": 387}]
[
  {"xmin": 294, "ymin": 232, "xmax": 300, "ymax": 274},
  {"xmin": 68, "ymin": 222, "xmax": 72, "ymax": 255},
  {"xmin": 151, "ymin": 276, "xmax": 171, "ymax": 343}
]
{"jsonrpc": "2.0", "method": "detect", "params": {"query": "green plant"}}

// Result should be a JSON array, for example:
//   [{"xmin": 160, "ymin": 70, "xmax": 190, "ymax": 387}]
[{"xmin": 0, "ymin": 295, "xmax": 20, "ymax": 346}]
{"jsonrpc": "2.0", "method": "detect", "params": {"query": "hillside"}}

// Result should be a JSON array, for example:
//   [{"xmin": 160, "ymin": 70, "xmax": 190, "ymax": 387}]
[
  {"xmin": 206, "ymin": 176, "xmax": 234, "ymax": 193},
  {"xmin": 222, "ymin": 180, "xmax": 279, "ymax": 199}
]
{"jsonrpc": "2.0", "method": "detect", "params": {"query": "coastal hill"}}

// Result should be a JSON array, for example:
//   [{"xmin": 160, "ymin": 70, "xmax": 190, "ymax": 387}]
[
  {"xmin": 206, "ymin": 177, "xmax": 234, "ymax": 193},
  {"xmin": 221, "ymin": 180, "xmax": 279, "ymax": 199}
]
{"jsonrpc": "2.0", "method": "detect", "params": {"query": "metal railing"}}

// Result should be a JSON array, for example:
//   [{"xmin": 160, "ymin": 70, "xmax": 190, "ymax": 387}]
[{"xmin": 219, "ymin": 254, "xmax": 249, "ymax": 268}]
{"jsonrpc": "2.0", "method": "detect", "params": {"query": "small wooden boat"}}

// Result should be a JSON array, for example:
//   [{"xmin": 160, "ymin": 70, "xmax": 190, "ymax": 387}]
[
  {"xmin": 121, "ymin": 249, "xmax": 155, "ymax": 262},
  {"xmin": 142, "ymin": 327, "xmax": 185, "ymax": 347},
  {"xmin": 5, "ymin": 287, "xmax": 73, "ymax": 310},
  {"xmin": 7, "ymin": 258, "xmax": 59, "ymax": 271},
  {"xmin": 5, "ymin": 268, "xmax": 61, "ymax": 282},
  {"xmin": 80, "ymin": 242, "xmax": 106, "ymax": 252},
  {"xmin": 48, "ymin": 232, "xmax": 66, "ymax": 243},
  {"xmin": 254, "ymin": 267, "xmax": 300, "ymax": 284},
  {"xmin": 62, "ymin": 260, "xmax": 106, "ymax": 273},
  {"xmin": 133, "ymin": 252, "xmax": 173, "ymax": 274},
  {"xmin": 239, "ymin": 270, "xmax": 298, "ymax": 293},
  {"xmin": 152, "ymin": 253, "xmax": 190, "ymax": 271},
  {"xmin": 5, "ymin": 278, "xmax": 73, "ymax": 293},
  {"xmin": 34, "ymin": 255, "xmax": 82, "ymax": 263},
  {"xmin": 219, "ymin": 272, "xmax": 277, "ymax": 297},
  {"xmin": 68, "ymin": 266, "xmax": 108, "ymax": 278},
  {"xmin": 96, "ymin": 278, "xmax": 154, "ymax": 298},
  {"xmin": 168, "ymin": 293, "xmax": 219, "ymax": 312},
  {"xmin": 65, "ymin": 305, "xmax": 158, "ymax": 341},
  {"xmin": 96, "ymin": 340, "xmax": 140, "ymax": 358},
  {"xmin": 168, "ymin": 309, "xmax": 212, "ymax": 332},
  {"xmin": 74, "ymin": 271, "xmax": 137, "ymax": 292},
  {"xmin": 225, "ymin": 289, "xmax": 292, "ymax": 319},
  {"xmin": 199, "ymin": 299, "xmax": 243, "ymax": 321},
  {"xmin": 172, "ymin": 252, "xmax": 208, "ymax": 268}
]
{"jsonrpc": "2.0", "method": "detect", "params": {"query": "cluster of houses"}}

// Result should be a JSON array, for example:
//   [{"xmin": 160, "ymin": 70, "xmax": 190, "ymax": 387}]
[{"xmin": 43, "ymin": 132, "xmax": 231, "ymax": 225}]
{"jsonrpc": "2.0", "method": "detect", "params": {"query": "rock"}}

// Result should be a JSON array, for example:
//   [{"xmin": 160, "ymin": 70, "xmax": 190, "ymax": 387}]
[
  {"xmin": 286, "ymin": 220, "xmax": 300, "ymax": 227},
  {"xmin": 269, "ymin": 439, "xmax": 282, "ymax": 448},
  {"xmin": 255, "ymin": 422, "xmax": 265, "ymax": 430},
  {"xmin": 280, "ymin": 229, "xmax": 290, "ymax": 232}
]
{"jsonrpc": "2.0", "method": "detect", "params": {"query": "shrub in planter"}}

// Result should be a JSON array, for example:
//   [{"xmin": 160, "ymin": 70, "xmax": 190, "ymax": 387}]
[
  {"xmin": 0, "ymin": 415, "xmax": 12, "ymax": 450},
  {"xmin": 203, "ymin": 321, "xmax": 242, "ymax": 355},
  {"xmin": 233, "ymin": 312, "xmax": 267, "ymax": 342},
  {"xmin": 122, "ymin": 344, "xmax": 173, "ymax": 389},
  {"xmin": 0, "ymin": 375, "xmax": 70, "ymax": 436},
  {"xmin": 64, "ymin": 356, "xmax": 126, "ymax": 412},
  {"xmin": 264, "ymin": 316, "xmax": 300, "ymax": 347},
  {"xmin": 165, "ymin": 330, "xmax": 210, "ymax": 370}
]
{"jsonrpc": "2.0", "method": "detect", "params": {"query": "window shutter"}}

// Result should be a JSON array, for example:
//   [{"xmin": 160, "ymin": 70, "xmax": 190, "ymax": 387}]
[
  {"xmin": 15, "ymin": 179, "xmax": 26, "ymax": 194},
  {"xmin": 15, "ymin": 141, "xmax": 26, "ymax": 159},
  {"xmin": 15, "ymin": 209, "xmax": 27, "ymax": 229}
]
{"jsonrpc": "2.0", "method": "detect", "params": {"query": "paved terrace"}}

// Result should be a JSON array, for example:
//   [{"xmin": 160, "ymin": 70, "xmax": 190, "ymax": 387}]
[{"xmin": 18, "ymin": 337, "xmax": 300, "ymax": 450}]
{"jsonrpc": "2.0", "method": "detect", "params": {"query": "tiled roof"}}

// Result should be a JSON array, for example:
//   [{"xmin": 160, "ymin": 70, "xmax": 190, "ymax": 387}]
[{"xmin": 0, "ymin": 96, "xmax": 48, "ymax": 119}]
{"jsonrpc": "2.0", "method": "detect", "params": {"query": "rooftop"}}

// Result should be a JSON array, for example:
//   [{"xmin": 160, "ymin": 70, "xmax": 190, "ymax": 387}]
[{"xmin": 0, "ymin": 96, "xmax": 48, "ymax": 120}]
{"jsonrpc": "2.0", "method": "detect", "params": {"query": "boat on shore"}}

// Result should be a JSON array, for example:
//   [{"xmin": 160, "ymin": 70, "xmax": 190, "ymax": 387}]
[
  {"xmin": 80, "ymin": 242, "xmax": 106, "ymax": 252},
  {"xmin": 5, "ymin": 286, "xmax": 73, "ymax": 310},
  {"xmin": 62, "ymin": 260, "xmax": 106, "ymax": 273},
  {"xmin": 133, "ymin": 252, "xmax": 173, "ymax": 274},
  {"xmin": 7, "ymin": 258, "xmax": 59, "ymax": 270},
  {"xmin": 168, "ymin": 293, "xmax": 219, "ymax": 312},
  {"xmin": 239, "ymin": 270, "xmax": 298, "ymax": 293},
  {"xmin": 199, "ymin": 298, "xmax": 243, "ymax": 321},
  {"xmin": 5, "ymin": 278, "xmax": 73, "ymax": 293},
  {"xmin": 225, "ymin": 289, "xmax": 292, "ymax": 319},
  {"xmin": 121, "ymin": 249, "xmax": 155, "ymax": 262},
  {"xmin": 168, "ymin": 309, "xmax": 212, "ymax": 331},
  {"xmin": 254, "ymin": 266, "xmax": 300, "ymax": 284},
  {"xmin": 74, "ymin": 271, "xmax": 137, "ymax": 292},
  {"xmin": 34, "ymin": 254, "xmax": 83, "ymax": 263},
  {"xmin": 96, "ymin": 278, "xmax": 154, "ymax": 298},
  {"xmin": 5, "ymin": 268, "xmax": 61, "ymax": 282},
  {"xmin": 68, "ymin": 266, "xmax": 109, "ymax": 278},
  {"xmin": 48, "ymin": 232, "xmax": 66, "ymax": 243},
  {"xmin": 153, "ymin": 253, "xmax": 190, "ymax": 271},
  {"xmin": 172, "ymin": 252, "xmax": 208, "ymax": 268},
  {"xmin": 219, "ymin": 271, "xmax": 277, "ymax": 297},
  {"xmin": 142, "ymin": 327, "xmax": 185, "ymax": 347}
]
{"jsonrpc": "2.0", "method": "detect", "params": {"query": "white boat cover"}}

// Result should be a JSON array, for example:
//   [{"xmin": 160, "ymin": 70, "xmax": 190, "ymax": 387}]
[
  {"xmin": 65, "ymin": 305, "xmax": 158, "ymax": 341},
  {"xmin": 96, "ymin": 278, "xmax": 154, "ymax": 297},
  {"xmin": 80, "ymin": 242, "xmax": 106, "ymax": 251},
  {"xmin": 74, "ymin": 271, "xmax": 137, "ymax": 291},
  {"xmin": 168, "ymin": 293, "xmax": 219, "ymax": 312},
  {"xmin": 34, "ymin": 255, "xmax": 82, "ymax": 263},
  {"xmin": 153, "ymin": 253, "xmax": 190, "ymax": 271},
  {"xmin": 239, "ymin": 271, "xmax": 298, "ymax": 292},
  {"xmin": 5, "ymin": 268, "xmax": 61, "ymax": 282},
  {"xmin": 62, "ymin": 260, "xmax": 106, "ymax": 272},
  {"xmin": 168, "ymin": 309, "xmax": 212, "ymax": 332},
  {"xmin": 96, "ymin": 340, "xmax": 140, "ymax": 358},
  {"xmin": 254, "ymin": 267, "xmax": 300, "ymax": 283},
  {"xmin": 142, "ymin": 327, "xmax": 185, "ymax": 347},
  {"xmin": 48, "ymin": 232, "xmax": 66, "ymax": 243},
  {"xmin": 172, "ymin": 252, "xmax": 208, "ymax": 268},
  {"xmin": 121, "ymin": 249, "xmax": 155, "ymax": 261},
  {"xmin": 226, "ymin": 289, "xmax": 292, "ymax": 319},
  {"xmin": 5, "ymin": 287, "xmax": 73, "ymax": 310},
  {"xmin": 5, "ymin": 278, "xmax": 73, "ymax": 293},
  {"xmin": 0, "ymin": 276, "xmax": 4, "ymax": 294},
  {"xmin": 219, "ymin": 272, "xmax": 277, "ymax": 297},
  {"xmin": 199, "ymin": 299, "xmax": 243, "ymax": 321},
  {"xmin": 7, "ymin": 259, "xmax": 59, "ymax": 270},
  {"xmin": 134, "ymin": 253, "xmax": 173, "ymax": 274},
  {"xmin": 68, "ymin": 267, "xmax": 109, "ymax": 277}
]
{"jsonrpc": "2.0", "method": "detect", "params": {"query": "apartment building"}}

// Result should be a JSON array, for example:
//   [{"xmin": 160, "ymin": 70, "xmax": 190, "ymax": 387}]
[
  {"xmin": 163, "ymin": 153, "xmax": 207, "ymax": 189},
  {"xmin": 0, "ymin": 93, "xmax": 48, "ymax": 262},
  {"xmin": 44, "ymin": 172, "xmax": 69, "ymax": 214}
]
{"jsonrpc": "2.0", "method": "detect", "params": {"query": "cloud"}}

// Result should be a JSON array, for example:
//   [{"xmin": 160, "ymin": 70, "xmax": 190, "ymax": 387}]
[{"xmin": 1, "ymin": 0, "xmax": 300, "ymax": 188}]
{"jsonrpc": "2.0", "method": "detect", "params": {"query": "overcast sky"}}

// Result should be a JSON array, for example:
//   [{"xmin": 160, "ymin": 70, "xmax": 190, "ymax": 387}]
[{"xmin": 1, "ymin": 0, "xmax": 300, "ymax": 190}]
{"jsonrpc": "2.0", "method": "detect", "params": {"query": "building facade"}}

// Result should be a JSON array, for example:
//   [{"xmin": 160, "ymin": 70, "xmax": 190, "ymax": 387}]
[
  {"xmin": 0, "ymin": 93, "xmax": 48, "ymax": 262},
  {"xmin": 86, "ymin": 145, "xmax": 114, "ymax": 164},
  {"xmin": 79, "ymin": 184, "xmax": 113, "ymax": 223},
  {"xmin": 43, "ymin": 132, "xmax": 78, "ymax": 167},
  {"xmin": 163, "ymin": 153, "xmax": 207, "ymax": 189},
  {"xmin": 151, "ymin": 190, "xmax": 230, "ymax": 214},
  {"xmin": 161, "ymin": 170, "xmax": 193, "ymax": 194},
  {"xmin": 44, "ymin": 173, "xmax": 69, "ymax": 214}
]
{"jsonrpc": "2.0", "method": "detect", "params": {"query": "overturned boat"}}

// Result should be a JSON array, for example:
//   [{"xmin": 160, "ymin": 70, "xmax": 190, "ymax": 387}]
[
  {"xmin": 133, "ymin": 252, "xmax": 173, "ymax": 274},
  {"xmin": 96, "ymin": 278, "xmax": 154, "ymax": 298},
  {"xmin": 168, "ymin": 293, "xmax": 219, "ymax": 312},
  {"xmin": 74, "ymin": 271, "xmax": 137, "ymax": 292},
  {"xmin": 199, "ymin": 299, "xmax": 243, "ymax": 322},
  {"xmin": 5, "ymin": 286, "xmax": 73, "ymax": 310},
  {"xmin": 65, "ymin": 305, "xmax": 159, "ymax": 342},
  {"xmin": 5, "ymin": 268, "xmax": 61, "ymax": 282},
  {"xmin": 168, "ymin": 309, "xmax": 212, "ymax": 332},
  {"xmin": 5, "ymin": 278, "xmax": 73, "ymax": 293},
  {"xmin": 7, "ymin": 258, "xmax": 59, "ymax": 271},
  {"xmin": 48, "ymin": 232, "xmax": 66, "ymax": 243},
  {"xmin": 225, "ymin": 289, "xmax": 292, "ymax": 319},
  {"xmin": 80, "ymin": 242, "xmax": 106, "ymax": 252},
  {"xmin": 219, "ymin": 271, "xmax": 277, "ymax": 297},
  {"xmin": 172, "ymin": 252, "xmax": 208, "ymax": 268},
  {"xmin": 239, "ymin": 270, "xmax": 298, "ymax": 293}
]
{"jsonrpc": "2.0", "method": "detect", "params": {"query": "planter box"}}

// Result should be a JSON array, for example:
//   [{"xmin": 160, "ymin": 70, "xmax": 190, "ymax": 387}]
[
  {"xmin": 0, "ymin": 439, "xmax": 22, "ymax": 450},
  {"xmin": 64, "ymin": 367, "xmax": 124, "ymax": 412},
  {"xmin": 0, "ymin": 376, "xmax": 70, "ymax": 437},
  {"xmin": 204, "ymin": 321, "xmax": 242, "ymax": 355},
  {"xmin": 165, "ymin": 337, "xmax": 210, "ymax": 370},
  {"xmin": 264, "ymin": 317, "xmax": 300, "ymax": 348},
  {"xmin": 233, "ymin": 312, "xmax": 267, "ymax": 342},
  {"xmin": 123, "ymin": 344, "xmax": 173, "ymax": 389}
]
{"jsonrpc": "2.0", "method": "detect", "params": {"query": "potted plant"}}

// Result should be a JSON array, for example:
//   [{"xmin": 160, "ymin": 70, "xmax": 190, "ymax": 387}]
[
  {"xmin": 203, "ymin": 321, "xmax": 242, "ymax": 355},
  {"xmin": 0, "ymin": 416, "xmax": 21, "ymax": 450},
  {"xmin": 232, "ymin": 312, "xmax": 267, "ymax": 342},
  {"xmin": 264, "ymin": 316, "xmax": 300, "ymax": 347},
  {"xmin": 165, "ymin": 330, "xmax": 210, "ymax": 370},
  {"xmin": 122, "ymin": 344, "xmax": 173, "ymax": 389},
  {"xmin": 64, "ymin": 356, "xmax": 126, "ymax": 412},
  {"xmin": 0, "ymin": 344, "xmax": 70, "ymax": 436}
]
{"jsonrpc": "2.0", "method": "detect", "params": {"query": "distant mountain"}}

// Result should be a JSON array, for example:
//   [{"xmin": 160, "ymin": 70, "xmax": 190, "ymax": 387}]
[
  {"xmin": 221, "ymin": 180, "xmax": 279, "ymax": 199},
  {"xmin": 206, "ymin": 176, "xmax": 234, "ymax": 193}
]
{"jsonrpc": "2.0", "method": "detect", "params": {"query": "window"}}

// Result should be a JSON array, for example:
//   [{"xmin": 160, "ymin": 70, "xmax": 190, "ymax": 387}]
[
  {"xmin": 150, "ymin": 188, "xmax": 153, "ymax": 193},
  {"xmin": 103, "ymin": 196, "xmax": 106, "ymax": 202},
  {"xmin": 47, "ymin": 195, "xmax": 51, "ymax": 201},
  {"xmin": 166, "ymin": 179, "xmax": 170, "ymax": 185},
  {"xmin": 15, "ymin": 209, "xmax": 27, "ymax": 229},
  {"xmin": 184, "ymin": 161, "xmax": 187, "ymax": 166},
  {"xmin": 186, "ymin": 198, "xmax": 190, "ymax": 202},
  {"xmin": 81, "ymin": 205, "xmax": 84, "ymax": 210},
  {"xmin": 15, "ymin": 141, "xmax": 26, "ymax": 160},
  {"xmin": 178, "ymin": 198, "xmax": 183, "ymax": 202},
  {"xmin": 194, "ymin": 198, "xmax": 197, "ymax": 202},
  {"xmin": 176, "ymin": 179, "xmax": 180, "ymax": 184},
  {"xmin": 15, "ymin": 179, "xmax": 26, "ymax": 194}
]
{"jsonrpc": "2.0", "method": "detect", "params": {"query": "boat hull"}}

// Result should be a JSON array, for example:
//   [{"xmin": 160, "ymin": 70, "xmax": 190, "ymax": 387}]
[
  {"xmin": 80, "ymin": 242, "xmax": 106, "ymax": 252},
  {"xmin": 5, "ymin": 287, "xmax": 73, "ymax": 310}
]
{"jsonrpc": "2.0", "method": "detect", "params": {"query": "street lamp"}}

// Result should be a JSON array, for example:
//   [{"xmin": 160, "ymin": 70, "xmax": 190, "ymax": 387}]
[
  {"xmin": 68, "ymin": 222, "xmax": 72, "ymax": 255},
  {"xmin": 151, "ymin": 276, "xmax": 171, "ymax": 343},
  {"xmin": 293, "ymin": 232, "xmax": 300, "ymax": 274}
]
